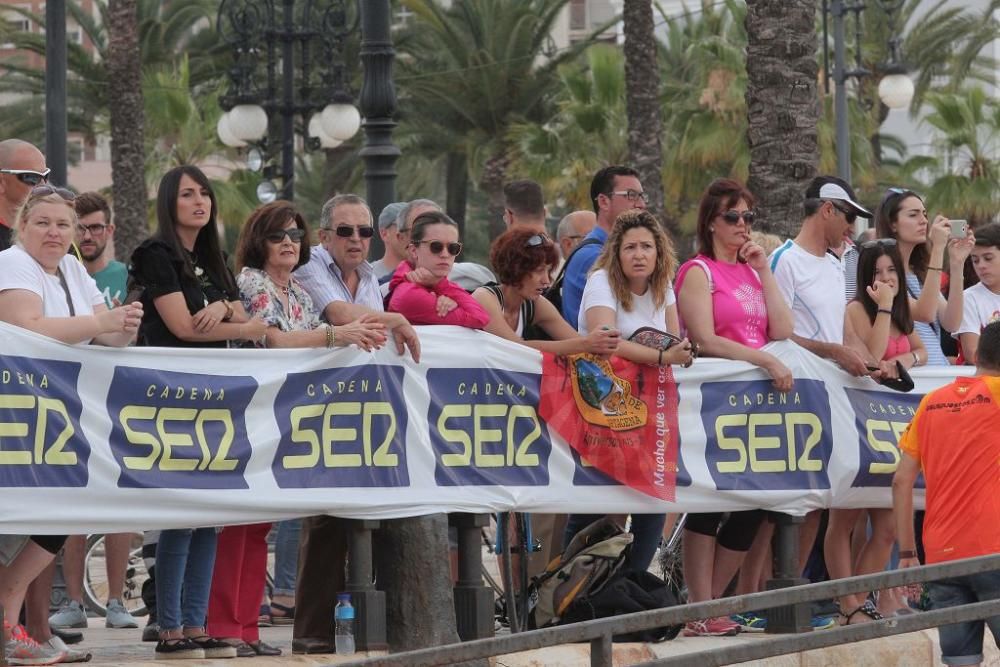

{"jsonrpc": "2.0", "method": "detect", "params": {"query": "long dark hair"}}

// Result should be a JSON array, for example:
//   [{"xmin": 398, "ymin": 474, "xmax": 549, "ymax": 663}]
[
  {"xmin": 854, "ymin": 241, "xmax": 913, "ymax": 335},
  {"xmin": 874, "ymin": 189, "xmax": 928, "ymax": 281},
  {"xmin": 695, "ymin": 178, "xmax": 755, "ymax": 259},
  {"xmin": 155, "ymin": 165, "xmax": 236, "ymax": 294}
]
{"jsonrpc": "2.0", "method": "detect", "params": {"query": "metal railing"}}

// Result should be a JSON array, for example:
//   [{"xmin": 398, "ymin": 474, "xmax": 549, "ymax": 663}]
[{"xmin": 339, "ymin": 553, "xmax": 1000, "ymax": 667}]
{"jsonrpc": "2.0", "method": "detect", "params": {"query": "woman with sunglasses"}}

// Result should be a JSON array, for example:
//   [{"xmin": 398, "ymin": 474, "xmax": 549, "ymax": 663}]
[
  {"xmin": 825, "ymin": 239, "xmax": 927, "ymax": 623},
  {"xmin": 129, "ymin": 166, "xmax": 269, "ymax": 661},
  {"xmin": 387, "ymin": 211, "xmax": 489, "ymax": 328},
  {"xmin": 673, "ymin": 178, "xmax": 794, "ymax": 637},
  {"xmin": 0, "ymin": 185, "xmax": 142, "ymax": 664},
  {"xmin": 472, "ymin": 227, "xmax": 620, "ymax": 355},
  {"xmin": 875, "ymin": 189, "xmax": 972, "ymax": 366}
]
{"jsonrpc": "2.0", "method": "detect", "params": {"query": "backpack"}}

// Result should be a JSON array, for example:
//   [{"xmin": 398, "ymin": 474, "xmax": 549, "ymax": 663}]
[
  {"xmin": 559, "ymin": 569, "xmax": 683, "ymax": 642},
  {"xmin": 544, "ymin": 237, "xmax": 603, "ymax": 316}
]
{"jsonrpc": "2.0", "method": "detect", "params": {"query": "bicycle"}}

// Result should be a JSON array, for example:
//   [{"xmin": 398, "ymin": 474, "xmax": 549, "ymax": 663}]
[
  {"xmin": 657, "ymin": 513, "xmax": 687, "ymax": 603},
  {"xmin": 82, "ymin": 533, "xmax": 149, "ymax": 617},
  {"xmin": 481, "ymin": 512, "xmax": 541, "ymax": 633}
]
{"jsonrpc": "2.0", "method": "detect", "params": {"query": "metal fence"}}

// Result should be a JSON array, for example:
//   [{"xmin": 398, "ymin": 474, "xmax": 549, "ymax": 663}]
[{"xmin": 337, "ymin": 553, "xmax": 1000, "ymax": 667}]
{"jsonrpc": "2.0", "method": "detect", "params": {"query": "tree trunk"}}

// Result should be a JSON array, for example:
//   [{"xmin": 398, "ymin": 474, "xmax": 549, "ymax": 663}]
[
  {"xmin": 479, "ymin": 150, "xmax": 509, "ymax": 242},
  {"xmin": 107, "ymin": 0, "xmax": 147, "ymax": 263},
  {"xmin": 622, "ymin": 0, "xmax": 670, "ymax": 233},
  {"xmin": 445, "ymin": 151, "xmax": 468, "ymax": 243},
  {"xmin": 745, "ymin": 0, "xmax": 820, "ymax": 238}
]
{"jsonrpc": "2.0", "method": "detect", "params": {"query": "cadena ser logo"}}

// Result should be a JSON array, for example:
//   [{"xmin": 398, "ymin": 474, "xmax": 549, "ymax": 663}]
[
  {"xmin": 273, "ymin": 364, "xmax": 409, "ymax": 488},
  {"xmin": 569, "ymin": 356, "xmax": 647, "ymax": 431},
  {"xmin": 845, "ymin": 388, "xmax": 923, "ymax": 488},
  {"xmin": 107, "ymin": 367, "xmax": 257, "ymax": 489},
  {"xmin": 0, "ymin": 354, "xmax": 90, "ymax": 487}
]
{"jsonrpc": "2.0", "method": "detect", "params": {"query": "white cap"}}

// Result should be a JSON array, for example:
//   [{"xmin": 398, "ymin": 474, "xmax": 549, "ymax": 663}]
[{"xmin": 818, "ymin": 183, "xmax": 873, "ymax": 218}]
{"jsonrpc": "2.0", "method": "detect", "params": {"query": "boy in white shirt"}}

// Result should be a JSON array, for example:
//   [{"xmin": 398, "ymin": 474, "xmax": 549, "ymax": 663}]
[{"xmin": 957, "ymin": 223, "xmax": 1000, "ymax": 364}]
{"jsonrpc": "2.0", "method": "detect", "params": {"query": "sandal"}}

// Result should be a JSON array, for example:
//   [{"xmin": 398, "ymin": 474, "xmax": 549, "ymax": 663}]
[
  {"xmin": 844, "ymin": 599, "xmax": 884, "ymax": 624},
  {"xmin": 270, "ymin": 601, "xmax": 295, "ymax": 626},
  {"xmin": 258, "ymin": 604, "xmax": 273, "ymax": 627}
]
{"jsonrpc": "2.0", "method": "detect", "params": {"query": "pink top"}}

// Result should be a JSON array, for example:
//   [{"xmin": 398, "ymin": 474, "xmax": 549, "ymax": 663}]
[
  {"xmin": 884, "ymin": 333, "xmax": 911, "ymax": 361},
  {"xmin": 675, "ymin": 254, "xmax": 769, "ymax": 349},
  {"xmin": 387, "ymin": 261, "xmax": 490, "ymax": 329}
]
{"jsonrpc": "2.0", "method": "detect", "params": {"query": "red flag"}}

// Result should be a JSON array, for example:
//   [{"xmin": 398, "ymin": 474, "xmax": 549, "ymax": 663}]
[{"xmin": 538, "ymin": 353, "xmax": 680, "ymax": 501}]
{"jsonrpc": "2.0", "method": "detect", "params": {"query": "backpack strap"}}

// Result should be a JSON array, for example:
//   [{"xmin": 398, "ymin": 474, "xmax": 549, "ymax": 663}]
[{"xmin": 552, "ymin": 237, "xmax": 603, "ymax": 287}]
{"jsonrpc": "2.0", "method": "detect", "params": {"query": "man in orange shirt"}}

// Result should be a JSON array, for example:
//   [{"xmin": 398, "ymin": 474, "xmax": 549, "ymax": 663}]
[{"xmin": 893, "ymin": 320, "xmax": 1000, "ymax": 667}]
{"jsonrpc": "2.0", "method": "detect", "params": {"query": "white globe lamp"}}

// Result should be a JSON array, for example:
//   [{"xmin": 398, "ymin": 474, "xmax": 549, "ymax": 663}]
[
  {"xmin": 308, "ymin": 114, "xmax": 344, "ymax": 149},
  {"xmin": 227, "ymin": 104, "xmax": 269, "ymax": 142},
  {"xmin": 216, "ymin": 112, "xmax": 247, "ymax": 148},
  {"xmin": 320, "ymin": 103, "xmax": 361, "ymax": 142},
  {"xmin": 878, "ymin": 72, "xmax": 914, "ymax": 110}
]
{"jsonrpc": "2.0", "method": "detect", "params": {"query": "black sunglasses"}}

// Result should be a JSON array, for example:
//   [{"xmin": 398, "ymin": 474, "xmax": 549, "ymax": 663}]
[
  {"xmin": 828, "ymin": 201, "xmax": 857, "ymax": 224},
  {"xmin": 1, "ymin": 168, "xmax": 51, "ymax": 186},
  {"xmin": 414, "ymin": 240, "xmax": 463, "ymax": 256},
  {"xmin": 30, "ymin": 184, "xmax": 75, "ymax": 201},
  {"xmin": 860, "ymin": 238, "xmax": 898, "ymax": 251},
  {"xmin": 332, "ymin": 225, "xmax": 375, "ymax": 239},
  {"xmin": 265, "ymin": 228, "xmax": 306, "ymax": 243},
  {"xmin": 719, "ymin": 210, "xmax": 757, "ymax": 225}
]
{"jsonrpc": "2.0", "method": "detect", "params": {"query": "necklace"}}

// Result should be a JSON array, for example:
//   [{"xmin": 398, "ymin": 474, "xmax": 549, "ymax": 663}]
[{"xmin": 268, "ymin": 272, "xmax": 291, "ymax": 296}]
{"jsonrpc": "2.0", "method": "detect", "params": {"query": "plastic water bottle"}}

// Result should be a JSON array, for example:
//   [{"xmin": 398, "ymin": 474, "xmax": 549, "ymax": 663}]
[{"xmin": 334, "ymin": 593, "xmax": 355, "ymax": 655}]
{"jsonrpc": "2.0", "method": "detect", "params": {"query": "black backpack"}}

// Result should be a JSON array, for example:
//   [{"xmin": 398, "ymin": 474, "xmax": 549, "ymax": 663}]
[
  {"xmin": 544, "ymin": 237, "xmax": 602, "ymax": 316},
  {"xmin": 559, "ymin": 569, "xmax": 683, "ymax": 642}
]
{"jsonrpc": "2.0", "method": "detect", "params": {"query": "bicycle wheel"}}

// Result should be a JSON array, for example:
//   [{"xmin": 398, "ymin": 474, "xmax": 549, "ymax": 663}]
[
  {"xmin": 83, "ymin": 533, "xmax": 148, "ymax": 617},
  {"xmin": 658, "ymin": 514, "xmax": 687, "ymax": 603}
]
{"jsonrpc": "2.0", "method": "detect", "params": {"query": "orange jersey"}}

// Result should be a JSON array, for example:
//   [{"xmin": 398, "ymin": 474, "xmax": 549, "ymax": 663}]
[{"xmin": 898, "ymin": 375, "xmax": 1000, "ymax": 563}]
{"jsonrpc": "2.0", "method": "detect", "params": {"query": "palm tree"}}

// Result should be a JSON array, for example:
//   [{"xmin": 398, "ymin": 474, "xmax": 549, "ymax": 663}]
[
  {"xmin": 622, "ymin": 0, "xmax": 666, "ymax": 227},
  {"xmin": 744, "ymin": 0, "xmax": 821, "ymax": 238},
  {"xmin": 107, "ymin": 0, "xmax": 147, "ymax": 260}
]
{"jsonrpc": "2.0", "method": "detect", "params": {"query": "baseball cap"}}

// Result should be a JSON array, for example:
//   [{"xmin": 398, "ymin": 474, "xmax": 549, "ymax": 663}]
[
  {"xmin": 805, "ymin": 176, "xmax": 873, "ymax": 218},
  {"xmin": 377, "ymin": 201, "xmax": 407, "ymax": 230}
]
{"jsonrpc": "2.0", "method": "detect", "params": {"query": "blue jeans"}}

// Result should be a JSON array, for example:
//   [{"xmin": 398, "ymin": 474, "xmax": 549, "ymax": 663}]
[
  {"xmin": 563, "ymin": 513, "xmax": 666, "ymax": 573},
  {"xmin": 155, "ymin": 528, "xmax": 218, "ymax": 631},
  {"xmin": 928, "ymin": 570, "xmax": 1000, "ymax": 666},
  {"xmin": 272, "ymin": 519, "xmax": 301, "ymax": 597}
]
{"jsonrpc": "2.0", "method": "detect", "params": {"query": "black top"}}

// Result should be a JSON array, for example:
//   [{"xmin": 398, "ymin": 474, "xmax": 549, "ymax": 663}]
[
  {"xmin": 129, "ymin": 238, "xmax": 239, "ymax": 348},
  {"xmin": 0, "ymin": 224, "xmax": 11, "ymax": 252}
]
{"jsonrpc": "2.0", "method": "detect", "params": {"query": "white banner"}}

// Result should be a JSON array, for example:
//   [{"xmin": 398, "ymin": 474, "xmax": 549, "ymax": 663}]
[{"xmin": 0, "ymin": 322, "xmax": 964, "ymax": 534}]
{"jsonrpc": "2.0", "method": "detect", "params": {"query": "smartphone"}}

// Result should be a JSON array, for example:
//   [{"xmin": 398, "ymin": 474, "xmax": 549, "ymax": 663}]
[{"xmin": 950, "ymin": 219, "xmax": 968, "ymax": 239}]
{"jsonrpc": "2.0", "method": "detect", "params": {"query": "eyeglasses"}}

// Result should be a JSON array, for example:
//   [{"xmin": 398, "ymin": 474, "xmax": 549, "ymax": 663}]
[
  {"xmin": 718, "ymin": 210, "xmax": 757, "ymax": 225},
  {"xmin": 608, "ymin": 190, "xmax": 650, "ymax": 204},
  {"xmin": 413, "ymin": 240, "xmax": 463, "ymax": 256},
  {"xmin": 827, "ymin": 200, "xmax": 857, "ymax": 224},
  {"xmin": 265, "ymin": 228, "xmax": 306, "ymax": 243},
  {"xmin": 76, "ymin": 222, "xmax": 108, "ymax": 237},
  {"xmin": 525, "ymin": 234, "xmax": 550, "ymax": 248},
  {"xmin": 1, "ymin": 168, "xmax": 51, "ymax": 186},
  {"xmin": 329, "ymin": 224, "xmax": 374, "ymax": 239},
  {"xmin": 860, "ymin": 238, "xmax": 898, "ymax": 250},
  {"xmin": 30, "ymin": 184, "xmax": 75, "ymax": 201}
]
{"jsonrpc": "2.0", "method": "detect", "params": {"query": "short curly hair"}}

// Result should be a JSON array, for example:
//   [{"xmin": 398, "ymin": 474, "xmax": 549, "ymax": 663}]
[
  {"xmin": 490, "ymin": 227, "xmax": 559, "ymax": 287},
  {"xmin": 235, "ymin": 201, "xmax": 311, "ymax": 271}
]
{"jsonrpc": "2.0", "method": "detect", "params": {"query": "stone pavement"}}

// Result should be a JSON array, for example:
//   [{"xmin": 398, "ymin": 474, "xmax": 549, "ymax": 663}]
[{"xmin": 63, "ymin": 617, "xmax": 999, "ymax": 666}]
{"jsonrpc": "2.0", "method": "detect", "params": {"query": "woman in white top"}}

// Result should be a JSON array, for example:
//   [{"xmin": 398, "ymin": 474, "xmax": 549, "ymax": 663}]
[
  {"xmin": 563, "ymin": 209, "xmax": 695, "ymax": 574},
  {"xmin": 0, "ymin": 186, "xmax": 141, "ymax": 661}
]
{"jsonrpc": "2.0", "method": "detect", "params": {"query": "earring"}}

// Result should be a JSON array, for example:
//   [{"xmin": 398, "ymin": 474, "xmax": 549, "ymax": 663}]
[{"xmin": 709, "ymin": 226, "xmax": 715, "ymax": 233}]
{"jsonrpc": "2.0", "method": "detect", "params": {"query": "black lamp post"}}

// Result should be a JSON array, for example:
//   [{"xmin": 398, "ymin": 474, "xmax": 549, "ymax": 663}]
[{"xmin": 216, "ymin": 0, "xmax": 362, "ymax": 203}]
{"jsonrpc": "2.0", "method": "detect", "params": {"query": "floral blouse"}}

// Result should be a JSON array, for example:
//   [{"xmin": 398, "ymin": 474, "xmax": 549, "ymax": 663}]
[{"xmin": 237, "ymin": 267, "xmax": 323, "ymax": 339}]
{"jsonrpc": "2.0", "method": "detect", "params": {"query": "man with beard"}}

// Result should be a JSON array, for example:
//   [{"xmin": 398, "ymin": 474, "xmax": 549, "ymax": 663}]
[{"xmin": 73, "ymin": 192, "xmax": 127, "ymax": 306}]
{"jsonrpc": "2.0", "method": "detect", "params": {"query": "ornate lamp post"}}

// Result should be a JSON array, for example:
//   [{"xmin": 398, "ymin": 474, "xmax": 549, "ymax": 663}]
[{"xmin": 216, "ymin": 0, "xmax": 362, "ymax": 203}]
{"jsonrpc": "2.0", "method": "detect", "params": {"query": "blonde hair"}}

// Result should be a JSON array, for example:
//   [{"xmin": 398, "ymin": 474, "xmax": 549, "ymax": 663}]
[
  {"xmin": 750, "ymin": 231, "xmax": 784, "ymax": 257},
  {"xmin": 591, "ymin": 209, "xmax": 677, "ymax": 312},
  {"xmin": 13, "ymin": 192, "xmax": 77, "ymax": 243}
]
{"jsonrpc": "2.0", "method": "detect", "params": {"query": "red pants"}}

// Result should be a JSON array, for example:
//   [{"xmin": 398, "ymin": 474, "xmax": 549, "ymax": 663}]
[{"xmin": 207, "ymin": 523, "xmax": 271, "ymax": 641}]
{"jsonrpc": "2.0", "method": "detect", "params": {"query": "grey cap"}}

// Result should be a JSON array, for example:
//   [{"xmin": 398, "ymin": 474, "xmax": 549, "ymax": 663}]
[{"xmin": 377, "ymin": 202, "xmax": 407, "ymax": 230}]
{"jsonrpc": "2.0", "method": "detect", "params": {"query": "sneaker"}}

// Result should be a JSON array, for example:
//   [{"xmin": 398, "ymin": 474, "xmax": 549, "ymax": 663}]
[
  {"xmin": 47, "ymin": 600, "xmax": 88, "ymax": 629},
  {"xmin": 811, "ymin": 613, "xmax": 837, "ymax": 630},
  {"xmin": 4, "ymin": 623, "xmax": 65, "ymax": 666},
  {"xmin": 141, "ymin": 622, "xmax": 160, "ymax": 643},
  {"xmin": 41, "ymin": 636, "xmax": 91, "ymax": 663},
  {"xmin": 731, "ymin": 611, "xmax": 767, "ymax": 633},
  {"xmin": 683, "ymin": 616, "xmax": 741, "ymax": 637},
  {"xmin": 154, "ymin": 638, "xmax": 204, "ymax": 661},
  {"xmin": 105, "ymin": 599, "xmax": 138, "ymax": 629}
]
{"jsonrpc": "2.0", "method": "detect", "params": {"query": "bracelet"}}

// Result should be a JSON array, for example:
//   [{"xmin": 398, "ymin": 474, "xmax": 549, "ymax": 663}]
[
  {"xmin": 877, "ymin": 308, "xmax": 892, "ymax": 316},
  {"xmin": 657, "ymin": 348, "xmax": 664, "ymax": 366},
  {"xmin": 898, "ymin": 549, "xmax": 917, "ymax": 559},
  {"xmin": 222, "ymin": 301, "xmax": 234, "ymax": 322},
  {"xmin": 325, "ymin": 324, "xmax": 335, "ymax": 349},
  {"xmin": 927, "ymin": 266, "xmax": 942, "ymax": 272},
  {"xmin": 911, "ymin": 351, "xmax": 920, "ymax": 367}
]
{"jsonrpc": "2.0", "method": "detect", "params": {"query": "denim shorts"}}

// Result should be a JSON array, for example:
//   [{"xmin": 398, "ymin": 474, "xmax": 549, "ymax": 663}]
[{"xmin": 927, "ymin": 570, "xmax": 1000, "ymax": 666}]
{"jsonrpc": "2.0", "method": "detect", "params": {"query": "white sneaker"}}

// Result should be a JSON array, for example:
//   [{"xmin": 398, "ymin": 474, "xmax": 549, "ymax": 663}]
[
  {"xmin": 4, "ymin": 623, "xmax": 65, "ymax": 665},
  {"xmin": 47, "ymin": 601, "xmax": 88, "ymax": 630},
  {"xmin": 42, "ymin": 636, "xmax": 91, "ymax": 663},
  {"xmin": 104, "ymin": 599, "xmax": 138, "ymax": 629}
]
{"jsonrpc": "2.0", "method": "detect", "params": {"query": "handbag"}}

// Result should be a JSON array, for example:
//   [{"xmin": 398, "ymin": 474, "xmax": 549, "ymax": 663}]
[{"xmin": 627, "ymin": 327, "xmax": 698, "ymax": 368}]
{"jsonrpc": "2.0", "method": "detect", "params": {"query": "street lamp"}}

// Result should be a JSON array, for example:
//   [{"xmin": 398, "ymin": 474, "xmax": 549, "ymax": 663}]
[
  {"xmin": 826, "ymin": 0, "xmax": 915, "ymax": 184},
  {"xmin": 216, "ymin": 0, "xmax": 361, "ymax": 202}
]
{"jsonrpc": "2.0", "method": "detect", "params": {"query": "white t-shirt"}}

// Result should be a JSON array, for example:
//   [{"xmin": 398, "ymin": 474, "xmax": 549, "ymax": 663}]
[
  {"xmin": 578, "ymin": 268, "xmax": 675, "ymax": 337},
  {"xmin": 769, "ymin": 240, "xmax": 846, "ymax": 344},
  {"xmin": 0, "ymin": 245, "xmax": 104, "ymax": 317},
  {"xmin": 955, "ymin": 282, "xmax": 1000, "ymax": 337}
]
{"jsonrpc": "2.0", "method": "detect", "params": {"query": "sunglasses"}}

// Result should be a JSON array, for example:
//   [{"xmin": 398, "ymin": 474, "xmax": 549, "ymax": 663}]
[
  {"xmin": 265, "ymin": 228, "xmax": 306, "ymax": 243},
  {"xmin": 828, "ymin": 201, "xmax": 857, "ymax": 224},
  {"xmin": 331, "ymin": 225, "xmax": 374, "ymax": 239},
  {"xmin": 30, "ymin": 184, "xmax": 75, "ymax": 201},
  {"xmin": 1, "ymin": 168, "xmax": 51, "ymax": 186},
  {"xmin": 525, "ymin": 234, "xmax": 550, "ymax": 248},
  {"xmin": 860, "ymin": 238, "xmax": 898, "ymax": 250},
  {"xmin": 413, "ymin": 240, "xmax": 463, "ymax": 256},
  {"xmin": 718, "ymin": 210, "xmax": 757, "ymax": 225}
]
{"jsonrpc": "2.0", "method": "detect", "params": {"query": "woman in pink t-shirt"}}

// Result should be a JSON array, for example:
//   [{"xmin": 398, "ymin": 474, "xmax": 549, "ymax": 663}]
[{"xmin": 673, "ymin": 178, "xmax": 794, "ymax": 637}]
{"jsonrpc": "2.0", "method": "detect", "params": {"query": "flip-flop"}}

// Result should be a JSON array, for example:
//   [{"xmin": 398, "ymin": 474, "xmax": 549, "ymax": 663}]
[{"xmin": 270, "ymin": 601, "xmax": 295, "ymax": 626}]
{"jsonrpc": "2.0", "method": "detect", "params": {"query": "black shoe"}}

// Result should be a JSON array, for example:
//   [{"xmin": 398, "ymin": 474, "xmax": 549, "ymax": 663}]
[
  {"xmin": 50, "ymin": 626, "xmax": 84, "ymax": 645},
  {"xmin": 226, "ymin": 641, "xmax": 257, "ymax": 658},
  {"xmin": 154, "ymin": 638, "xmax": 205, "ymax": 660},
  {"xmin": 142, "ymin": 623, "xmax": 160, "ymax": 642},
  {"xmin": 249, "ymin": 639, "xmax": 282, "ymax": 656},
  {"xmin": 187, "ymin": 636, "xmax": 237, "ymax": 659},
  {"xmin": 291, "ymin": 637, "xmax": 334, "ymax": 654}
]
